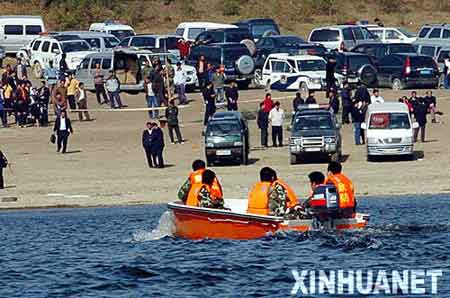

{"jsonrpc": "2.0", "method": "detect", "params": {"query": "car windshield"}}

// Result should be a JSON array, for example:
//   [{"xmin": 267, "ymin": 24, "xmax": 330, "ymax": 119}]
[
  {"xmin": 310, "ymin": 29, "xmax": 339, "ymax": 42},
  {"xmin": 252, "ymin": 24, "xmax": 279, "ymax": 38},
  {"xmin": 160, "ymin": 37, "xmax": 178, "ymax": 50},
  {"xmin": 397, "ymin": 27, "xmax": 416, "ymax": 38},
  {"xmin": 61, "ymin": 41, "xmax": 90, "ymax": 53},
  {"xmin": 110, "ymin": 30, "xmax": 134, "ymax": 40},
  {"xmin": 158, "ymin": 54, "xmax": 180, "ymax": 64},
  {"xmin": 369, "ymin": 113, "xmax": 411, "ymax": 129},
  {"xmin": 275, "ymin": 36, "xmax": 306, "ymax": 47},
  {"xmin": 83, "ymin": 38, "xmax": 101, "ymax": 49},
  {"xmin": 411, "ymin": 56, "xmax": 435, "ymax": 69},
  {"xmin": 293, "ymin": 115, "xmax": 333, "ymax": 130},
  {"xmin": 224, "ymin": 48, "xmax": 249, "ymax": 62},
  {"xmin": 207, "ymin": 121, "xmax": 241, "ymax": 136},
  {"xmin": 297, "ymin": 59, "xmax": 326, "ymax": 71},
  {"xmin": 299, "ymin": 45, "xmax": 327, "ymax": 56},
  {"xmin": 104, "ymin": 37, "xmax": 120, "ymax": 48},
  {"xmin": 389, "ymin": 44, "xmax": 416, "ymax": 54}
]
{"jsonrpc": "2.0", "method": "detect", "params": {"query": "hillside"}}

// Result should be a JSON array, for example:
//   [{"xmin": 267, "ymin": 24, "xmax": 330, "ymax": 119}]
[{"xmin": 2, "ymin": 0, "xmax": 450, "ymax": 37}]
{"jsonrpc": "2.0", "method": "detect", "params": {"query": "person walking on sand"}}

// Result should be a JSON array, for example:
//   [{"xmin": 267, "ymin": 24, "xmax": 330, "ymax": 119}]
[
  {"xmin": 165, "ymin": 99, "xmax": 184, "ymax": 144},
  {"xmin": 225, "ymin": 81, "xmax": 239, "ymax": 111},
  {"xmin": 142, "ymin": 121, "xmax": 154, "ymax": 168},
  {"xmin": 0, "ymin": 150, "xmax": 8, "ymax": 189},
  {"xmin": 268, "ymin": 101, "xmax": 285, "ymax": 147},
  {"xmin": 75, "ymin": 82, "xmax": 90, "ymax": 121},
  {"xmin": 202, "ymin": 82, "xmax": 216, "ymax": 125},
  {"xmin": 174, "ymin": 62, "xmax": 188, "ymax": 105},
  {"xmin": 150, "ymin": 122, "xmax": 165, "ymax": 168},
  {"xmin": 257, "ymin": 102, "xmax": 269, "ymax": 148},
  {"xmin": 94, "ymin": 63, "xmax": 108, "ymax": 105},
  {"xmin": 53, "ymin": 110, "xmax": 73, "ymax": 154},
  {"xmin": 144, "ymin": 77, "xmax": 159, "ymax": 119},
  {"xmin": 105, "ymin": 71, "xmax": 123, "ymax": 109},
  {"xmin": 66, "ymin": 72, "xmax": 79, "ymax": 110},
  {"xmin": 413, "ymin": 98, "xmax": 427, "ymax": 143},
  {"xmin": 212, "ymin": 66, "xmax": 226, "ymax": 105}
]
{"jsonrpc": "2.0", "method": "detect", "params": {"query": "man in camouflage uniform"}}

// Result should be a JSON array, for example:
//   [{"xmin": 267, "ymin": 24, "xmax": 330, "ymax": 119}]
[
  {"xmin": 268, "ymin": 180, "xmax": 289, "ymax": 217},
  {"xmin": 196, "ymin": 169, "xmax": 224, "ymax": 209},
  {"xmin": 163, "ymin": 58, "xmax": 175, "ymax": 99}
]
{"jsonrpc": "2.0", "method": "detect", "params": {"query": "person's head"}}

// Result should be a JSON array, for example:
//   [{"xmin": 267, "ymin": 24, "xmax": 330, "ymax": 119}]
[
  {"xmin": 167, "ymin": 58, "xmax": 172, "ymax": 65},
  {"xmin": 60, "ymin": 110, "xmax": 67, "ymax": 118},
  {"xmin": 265, "ymin": 93, "xmax": 271, "ymax": 100},
  {"xmin": 109, "ymin": 70, "xmax": 115, "ymax": 77},
  {"xmin": 398, "ymin": 98, "xmax": 403, "ymax": 103},
  {"xmin": 309, "ymin": 90, "xmax": 315, "ymax": 97},
  {"xmin": 207, "ymin": 81, "xmax": 213, "ymax": 89},
  {"xmin": 59, "ymin": 79, "xmax": 65, "ymax": 86},
  {"xmin": 169, "ymin": 99, "xmax": 175, "ymax": 106},
  {"xmin": 402, "ymin": 95, "xmax": 408, "ymax": 101},
  {"xmin": 231, "ymin": 81, "xmax": 237, "ymax": 88},
  {"xmin": 192, "ymin": 159, "xmax": 206, "ymax": 171},
  {"xmin": 426, "ymin": 90, "xmax": 432, "ymax": 97},
  {"xmin": 295, "ymin": 92, "xmax": 301, "ymax": 98},
  {"xmin": 199, "ymin": 55, "xmax": 205, "ymax": 61},
  {"xmin": 327, "ymin": 161, "xmax": 342, "ymax": 175},
  {"xmin": 79, "ymin": 82, "xmax": 84, "ymax": 89},
  {"xmin": 373, "ymin": 89, "xmax": 379, "ymax": 96},
  {"xmin": 274, "ymin": 101, "xmax": 280, "ymax": 109},
  {"xmin": 308, "ymin": 171, "xmax": 325, "ymax": 191},
  {"xmin": 146, "ymin": 121, "xmax": 152, "ymax": 129},
  {"xmin": 260, "ymin": 167, "xmax": 276, "ymax": 182},
  {"xmin": 202, "ymin": 169, "xmax": 216, "ymax": 186},
  {"xmin": 17, "ymin": 57, "xmax": 21, "ymax": 64},
  {"xmin": 95, "ymin": 63, "xmax": 101, "ymax": 69},
  {"xmin": 215, "ymin": 66, "xmax": 221, "ymax": 73},
  {"xmin": 176, "ymin": 62, "xmax": 182, "ymax": 69},
  {"xmin": 411, "ymin": 91, "xmax": 417, "ymax": 97},
  {"xmin": 343, "ymin": 81, "xmax": 349, "ymax": 89}
]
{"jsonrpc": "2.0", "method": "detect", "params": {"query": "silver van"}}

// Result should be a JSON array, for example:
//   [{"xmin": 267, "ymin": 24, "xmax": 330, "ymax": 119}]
[
  {"xmin": 0, "ymin": 15, "xmax": 45, "ymax": 53},
  {"xmin": 308, "ymin": 25, "xmax": 379, "ymax": 51}
]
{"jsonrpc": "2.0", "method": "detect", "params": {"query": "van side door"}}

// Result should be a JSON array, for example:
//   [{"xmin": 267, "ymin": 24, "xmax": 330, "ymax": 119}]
[{"xmin": 3, "ymin": 24, "xmax": 24, "ymax": 53}]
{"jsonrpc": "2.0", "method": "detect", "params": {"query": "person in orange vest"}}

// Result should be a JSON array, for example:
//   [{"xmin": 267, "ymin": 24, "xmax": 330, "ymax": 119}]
[
  {"xmin": 324, "ymin": 161, "xmax": 356, "ymax": 216},
  {"xmin": 178, "ymin": 159, "xmax": 223, "ymax": 203},
  {"xmin": 185, "ymin": 169, "xmax": 224, "ymax": 208},
  {"xmin": 247, "ymin": 167, "xmax": 293, "ymax": 217}
]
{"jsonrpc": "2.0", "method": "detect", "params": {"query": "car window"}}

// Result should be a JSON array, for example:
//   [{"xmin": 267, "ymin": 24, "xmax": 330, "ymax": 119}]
[
  {"xmin": 110, "ymin": 30, "xmax": 134, "ymax": 40},
  {"xmin": 265, "ymin": 59, "xmax": 272, "ymax": 70},
  {"xmin": 275, "ymin": 36, "xmax": 306, "ymax": 47},
  {"xmin": 342, "ymin": 28, "xmax": 353, "ymax": 41},
  {"xmin": 348, "ymin": 56, "xmax": 372, "ymax": 71},
  {"xmin": 131, "ymin": 37, "xmax": 155, "ymax": 47},
  {"xmin": 90, "ymin": 58, "xmax": 102, "ymax": 69},
  {"xmin": 411, "ymin": 56, "xmax": 436, "ymax": 69},
  {"xmin": 4, "ymin": 25, "xmax": 23, "ymax": 35},
  {"xmin": 252, "ymin": 24, "xmax": 279, "ymax": 38},
  {"xmin": 369, "ymin": 113, "xmax": 411, "ymax": 129},
  {"xmin": 386, "ymin": 30, "xmax": 401, "ymax": 40},
  {"xmin": 271, "ymin": 60, "xmax": 290, "ymax": 72},
  {"xmin": 61, "ymin": 41, "xmax": 90, "ymax": 53},
  {"xmin": 188, "ymin": 28, "xmax": 205, "ymax": 40},
  {"xmin": 119, "ymin": 37, "xmax": 130, "ymax": 47},
  {"xmin": 310, "ymin": 29, "xmax": 339, "ymax": 42},
  {"xmin": 161, "ymin": 37, "xmax": 178, "ymax": 49},
  {"xmin": 80, "ymin": 58, "xmax": 90, "ymax": 69},
  {"xmin": 437, "ymin": 50, "xmax": 450, "ymax": 62},
  {"xmin": 25, "ymin": 25, "xmax": 42, "ymax": 35},
  {"xmin": 389, "ymin": 44, "xmax": 416, "ymax": 54},
  {"xmin": 227, "ymin": 31, "xmax": 251, "ymax": 42},
  {"xmin": 352, "ymin": 28, "xmax": 365, "ymax": 40},
  {"xmin": 51, "ymin": 43, "xmax": 59, "ymax": 53},
  {"xmin": 104, "ymin": 37, "xmax": 120, "ymax": 48},
  {"xmin": 398, "ymin": 28, "xmax": 416, "ymax": 38},
  {"xmin": 370, "ymin": 29, "xmax": 383, "ymax": 39},
  {"xmin": 360, "ymin": 45, "xmax": 383, "ymax": 58},
  {"xmin": 443, "ymin": 29, "xmax": 450, "ymax": 39},
  {"xmin": 418, "ymin": 27, "xmax": 430, "ymax": 38},
  {"xmin": 32, "ymin": 40, "xmax": 41, "ymax": 51},
  {"xmin": 297, "ymin": 59, "xmax": 326, "ymax": 71},
  {"xmin": 293, "ymin": 115, "xmax": 333, "ymax": 130},
  {"xmin": 102, "ymin": 58, "xmax": 112, "ymax": 69},
  {"xmin": 420, "ymin": 46, "xmax": 436, "ymax": 57},
  {"xmin": 41, "ymin": 41, "xmax": 50, "ymax": 52},
  {"xmin": 175, "ymin": 28, "xmax": 184, "ymax": 36},
  {"xmin": 428, "ymin": 28, "xmax": 442, "ymax": 38},
  {"xmin": 378, "ymin": 55, "xmax": 402, "ymax": 66},
  {"xmin": 84, "ymin": 38, "xmax": 101, "ymax": 49}
]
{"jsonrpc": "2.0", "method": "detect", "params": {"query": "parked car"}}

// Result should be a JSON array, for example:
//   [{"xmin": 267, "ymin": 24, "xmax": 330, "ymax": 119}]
[
  {"xmin": 0, "ymin": 46, "xmax": 5, "ymax": 66},
  {"xmin": 308, "ymin": 25, "xmax": 378, "ymax": 51},
  {"xmin": 76, "ymin": 49, "xmax": 197, "ymax": 93},
  {"xmin": 351, "ymin": 43, "xmax": 416, "ymax": 63},
  {"xmin": 255, "ymin": 53, "xmax": 336, "ymax": 93},
  {"xmin": 175, "ymin": 22, "xmax": 237, "ymax": 42},
  {"xmin": 375, "ymin": 54, "xmax": 439, "ymax": 90},
  {"xmin": 361, "ymin": 103, "xmax": 418, "ymax": 161},
  {"xmin": 30, "ymin": 35, "xmax": 96, "ymax": 78},
  {"xmin": 435, "ymin": 47, "xmax": 450, "ymax": 87},
  {"xmin": 330, "ymin": 52, "xmax": 378, "ymax": 87},
  {"xmin": 89, "ymin": 20, "xmax": 135, "ymax": 41},
  {"xmin": 253, "ymin": 35, "xmax": 308, "ymax": 68},
  {"xmin": 289, "ymin": 105, "xmax": 342, "ymax": 164},
  {"xmin": 118, "ymin": 34, "xmax": 181, "ymax": 58},
  {"xmin": 416, "ymin": 24, "xmax": 450, "ymax": 41},
  {"xmin": 186, "ymin": 43, "xmax": 255, "ymax": 88},
  {"xmin": 233, "ymin": 18, "xmax": 280, "ymax": 41},
  {"xmin": 0, "ymin": 15, "xmax": 45, "ymax": 54},
  {"xmin": 204, "ymin": 111, "xmax": 250, "ymax": 166},
  {"xmin": 367, "ymin": 26, "xmax": 416, "ymax": 44},
  {"xmin": 194, "ymin": 28, "xmax": 252, "ymax": 45},
  {"xmin": 57, "ymin": 31, "xmax": 120, "ymax": 52}
]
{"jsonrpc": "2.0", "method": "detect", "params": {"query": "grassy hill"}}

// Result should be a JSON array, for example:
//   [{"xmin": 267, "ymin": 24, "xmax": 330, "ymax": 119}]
[{"xmin": 2, "ymin": 0, "xmax": 450, "ymax": 38}]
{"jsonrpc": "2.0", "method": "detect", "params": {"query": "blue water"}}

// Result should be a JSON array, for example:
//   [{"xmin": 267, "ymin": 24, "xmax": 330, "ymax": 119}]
[{"xmin": 0, "ymin": 195, "xmax": 449, "ymax": 297}]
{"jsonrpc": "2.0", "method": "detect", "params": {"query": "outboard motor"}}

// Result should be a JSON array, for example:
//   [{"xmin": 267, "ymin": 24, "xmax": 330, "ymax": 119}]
[{"xmin": 308, "ymin": 184, "xmax": 340, "ymax": 222}]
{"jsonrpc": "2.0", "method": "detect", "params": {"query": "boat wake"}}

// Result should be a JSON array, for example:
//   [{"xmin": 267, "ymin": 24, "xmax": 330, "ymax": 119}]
[{"xmin": 132, "ymin": 211, "xmax": 175, "ymax": 241}]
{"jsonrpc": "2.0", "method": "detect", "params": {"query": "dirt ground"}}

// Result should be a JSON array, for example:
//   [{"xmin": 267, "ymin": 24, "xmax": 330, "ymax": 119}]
[{"xmin": 1, "ymin": 87, "xmax": 449, "ymax": 209}]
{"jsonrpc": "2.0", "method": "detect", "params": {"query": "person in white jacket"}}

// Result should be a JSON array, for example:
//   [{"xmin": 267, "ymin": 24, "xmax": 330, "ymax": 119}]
[
  {"xmin": 174, "ymin": 62, "xmax": 188, "ymax": 105},
  {"xmin": 268, "ymin": 101, "xmax": 285, "ymax": 147},
  {"xmin": 370, "ymin": 89, "xmax": 384, "ymax": 104}
]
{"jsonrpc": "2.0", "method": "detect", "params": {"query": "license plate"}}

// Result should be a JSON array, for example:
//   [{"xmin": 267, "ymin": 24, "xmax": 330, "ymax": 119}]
[
  {"xmin": 420, "ymin": 70, "xmax": 432, "ymax": 75},
  {"xmin": 216, "ymin": 150, "xmax": 231, "ymax": 156},
  {"xmin": 347, "ymin": 77, "xmax": 359, "ymax": 83},
  {"xmin": 305, "ymin": 148, "xmax": 321, "ymax": 152}
]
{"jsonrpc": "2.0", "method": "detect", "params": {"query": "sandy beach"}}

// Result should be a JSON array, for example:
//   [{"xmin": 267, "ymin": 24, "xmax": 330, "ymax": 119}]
[{"xmin": 1, "ymin": 87, "xmax": 449, "ymax": 209}]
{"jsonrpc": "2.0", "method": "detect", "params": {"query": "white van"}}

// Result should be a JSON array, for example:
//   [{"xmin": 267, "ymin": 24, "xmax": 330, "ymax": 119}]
[
  {"xmin": 361, "ymin": 103, "xmax": 418, "ymax": 160},
  {"xmin": 0, "ymin": 15, "xmax": 45, "ymax": 53},
  {"xmin": 89, "ymin": 21, "xmax": 135, "ymax": 41},
  {"xmin": 175, "ymin": 22, "xmax": 238, "ymax": 42}
]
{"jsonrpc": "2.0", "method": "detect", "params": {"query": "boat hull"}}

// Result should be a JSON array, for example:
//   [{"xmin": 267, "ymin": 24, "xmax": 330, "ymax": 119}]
[{"xmin": 168, "ymin": 202, "xmax": 369, "ymax": 240}]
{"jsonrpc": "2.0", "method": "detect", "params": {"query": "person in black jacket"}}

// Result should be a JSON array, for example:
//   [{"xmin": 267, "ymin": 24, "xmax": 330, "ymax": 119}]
[
  {"xmin": 328, "ymin": 91, "xmax": 339, "ymax": 115},
  {"xmin": 202, "ymin": 82, "xmax": 216, "ymax": 125},
  {"xmin": 150, "ymin": 122, "xmax": 165, "ymax": 168},
  {"xmin": 165, "ymin": 99, "xmax": 184, "ymax": 144},
  {"xmin": 0, "ymin": 150, "xmax": 7, "ymax": 189},
  {"xmin": 340, "ymin": 82, "xmax": 352, "ymax": 124},
  {"xmin": 354, "ymin": 82, "xmax": 370, "ymax": 104},
  {"xmin": 257, "ymin": 102, "xmax": 269, "ymax": 147},
  {"xmin": 351, "ymin": 101, "xmax": 367, "ymax": 145},
  {"xmin": 326, "ymin": 56, "xmax": 336, "ymax": 98},
  {"xmin": 413, "ymin": 98, "xmax": 427, "ymax": 142},
  {"xmin": 142, "ymin": 122, "xmax": 154, "ymax": 168},
  {"xmin": 305, "ymin": 90, "xmax": 317, "ymax": 104},
  {"xmin": 53, "ymin": 110, "xmax": 73, "ymax": 153},
  {"xmin": 225, "ymin": 81, "xmax": 239, "ymax": 111},
  {"xmin": 292, "ymin": 92, "xmax": 304, "ymax": 112}
]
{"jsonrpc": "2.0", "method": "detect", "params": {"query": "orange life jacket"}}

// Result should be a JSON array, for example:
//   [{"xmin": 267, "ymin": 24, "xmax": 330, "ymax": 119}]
[
  {"xmin": 186, "ymin": 183, "xmax": 211, "ymax": 207},
  {"xmin": 273, "ymin": 179, "xmax": 298, "ymax": 208},
  {"xmin": 189, "ymin": 169, "xmax": 223, "ymax": 199},
  {"xmin": 325, "ymin": 173, "xmax": 355, "ymax": 209},
  {"xmin": 247, "ymin": 182, "xmax": 272, "ymax": 215}
]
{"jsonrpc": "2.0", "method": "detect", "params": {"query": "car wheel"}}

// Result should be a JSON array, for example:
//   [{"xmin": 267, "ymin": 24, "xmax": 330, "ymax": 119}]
[
  {"xmin": 299, "ymin": 82, "xmax": 308, "ymax": 95},
  {"xmin": 34, "ymin": 62, "xmax": 43, "ymax": 79},
  {"xmin": 392, "ymin": 78, "xmax": 403, "ymax": 91},
  {"xmin": 290, "ymin": 154, "xmax": 298, "ymax": 165},
  {"xmin": 358, "ymin": 64, "xmax": 377, "ymax": 87}
]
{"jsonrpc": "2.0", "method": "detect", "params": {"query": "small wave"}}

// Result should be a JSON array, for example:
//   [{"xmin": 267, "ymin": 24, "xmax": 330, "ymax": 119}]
[
  {"xmin": 117, "ymin": 265, "xmax": 158, "ymax": 278},
  {"xmin": 132, "ymin": 211, "xmax": 175, "ymax": 241}
]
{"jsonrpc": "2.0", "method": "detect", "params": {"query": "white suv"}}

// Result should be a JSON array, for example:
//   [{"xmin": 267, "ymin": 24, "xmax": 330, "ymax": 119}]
[
  {"xmin": 308, "ymin": 25, "xmax": 379, "ymax": 51},
  {"xmin": 255, "ymin": 53, "xmax": 342, "ymax": 92},
  {"xmin": 29, "ymin": 35, "xmax": 96, "ymax": 78}
]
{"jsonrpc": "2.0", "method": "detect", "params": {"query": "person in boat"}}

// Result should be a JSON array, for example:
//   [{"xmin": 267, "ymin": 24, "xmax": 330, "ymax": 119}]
[
  {"xmin": 247, "ymin": 167, "xmax": 294, "ymax": 217},
  {"xmin": 178, "ymin": 159, "xmax": 223, "ymax": 204},
  {"xmin": 186, "ymin": 169, "xmax": 224, "ymax": 209},
  {"xmin": 324, "ymin": 161, "xmax": 356, "ymax": 217},
  {"xmin": 303, "ymin": 171, "xmax": 326, "ymax": 208}
]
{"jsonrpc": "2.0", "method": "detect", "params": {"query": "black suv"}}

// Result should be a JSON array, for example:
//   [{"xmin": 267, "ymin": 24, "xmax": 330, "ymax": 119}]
[
  {"xmin": 376, "ymin": 54, "xmax": 439, "ymax": 90},
  {"xmin": 233, "ymin": 18, "xmax": 280, "ymax": 41},
  {"xmin": 204, "ymin": 112, "xmax": 250, "ymax": 166},
  {"xmin": 194, "ymin": 28, "xmax": 252, "ymax": 45},
  {"xmin": 187, "ymin": 43, "xmax": 255, "ymax": 88},
  {"xmin": 352, "ymin": 43, "xmax": 416, "ymax": 63},
  {"xmin": 331, "ymin": 52, "xmax": 377, "ymax": 87}
]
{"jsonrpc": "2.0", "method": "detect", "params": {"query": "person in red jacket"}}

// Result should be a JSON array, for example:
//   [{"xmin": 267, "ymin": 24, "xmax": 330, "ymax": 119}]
[
  {"xmin": 262, "ymin": 93, "xmax": 274, "ymax": 113},
  {"xmin": 177, "ymin": 39, "xmax": 191, "ymax": 60}
]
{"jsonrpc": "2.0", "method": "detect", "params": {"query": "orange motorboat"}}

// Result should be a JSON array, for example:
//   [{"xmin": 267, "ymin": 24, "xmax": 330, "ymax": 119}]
[{"xmin": 168, "ymin": 200, "xmax": 369, "ymax": 240}]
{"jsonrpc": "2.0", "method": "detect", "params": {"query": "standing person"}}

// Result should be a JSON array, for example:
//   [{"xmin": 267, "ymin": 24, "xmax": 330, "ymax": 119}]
[
  {"xmin": 93, "ymin": 63, "xmax": 108, "ymax": 105},
  {"xmin": 305, "ymin": 90, "xmax": 317, "ymax": 104},
  {"xmin": 52, "ymin": 79, "xmax": 67, "ymax": 115},
  {"xmin": 423, "ymin": 90, "xmax": 443, "ymax": 123},
  {"xmin": 142, "ymin": 122, "xmax": 154, "ymax": 168},
  {"xmin": 257, "ymin": 102, "xmax": 269, "ymax": 148},
  {"xmin": 444, "ymin": 55, "xmax": 450, "ymax": 89},
  {"xmin": 370, "ymin": 89, "xmax": 384, "ymax": 104},
  {"xmin": 341, "ymin": 82, "xmax": 352, "ymax": 124},
  {"xmin": 225, "ymin": 81, "xmax": 239, "ymax": 111},
  {"xmin": 262, "ymin": 93, "xmax": 274, "ymax": 113},
  {"xmin": 144, "ymin": 77, "xmax": 159, "ymax": 119},
  {"xmin": 196, "ymin": 55, "xmax": 208, "ymax": 89},
  {"xmin": 206, "ymin": 63, "xmax": 215, "ymax": 84},
  {"xmin": 268, "ymin": 101, "xmax": 285, "ymax": 147},
  {"xmin": 351, "ymin": 101, "xmax": 366, "ymax": 145},
  {"xmin": 75, "ymin": 82, "xmax": 90, "ymax": 121},
  {"xmin": 142, "ymin": 59, "xmax": 153, "ymax": 81},
  {"xmin": 66, "ymin": 73, "xmax": 79, "ymax": 110},
  {"xmin": 163, "ymin": 58, "xmax": 175, "ymax": 99},
  {"xmin": 37, "ymin": 81, "xmax": 50, "ymax": 127},
  {"xmin": 43, "ymin": 60, "xmax": 59, "ymax": 94},
  {"xmin": 328, "ymin": 91, "xmax": 340, "ymax": 115},
  {"xmin": 0, "ymin": 150, "xmax": 7, "ymax": 189},
  {"xmin": 59, "ymin": 53, "xmax": 69, "ymax": 79},
  {"xmin": 174, "ymin": 62, "xmax": 187, "ymax": 105},
  {"xmin": 212, "ymin": 66, "xmax": 226, "ymax": 105},
  {"xmin": 413, "ymin": 98, "xmax": 427, "ymax": 142},
  {"xmin": 152, "ymin": 66, "xmax": 167, "ymax": 107},
  {"xmin": 15, "ymin": 58, "xmax": 27, "ymax": 83},
  {"xmin": 354, "ymin": 82, "xmax": 371, "ymax": 104},
  {"xmin": 177, "ymin": 39, "xmax": 191, "ymax": 60},
  {"xmin": 325, "ymin": 56, "xmax": 336, "ymax": 98},
  {"xmin": 150, "ymin": 122, "xmax": 165, "ymax": 168},
  {"xmin": 165, "ymin": 99, "xmax": 184, "ymax": 144},
  {"xmin": 202, "ymin": 82, "xmax": 216, "ymax": 125},
  {"xmin": 0, "ymin": 83, "xmax": 7, "ymax": 127},
  {"xmin": 105, "ymin": 71, "xmax": 123, "ymax": 109},
  {"xmin": 53, "ymin": 110, "xmax": 73, "ymax": 154},
  {"xmin": 292, "ymin": 92, "xmax": 304, "ymax": 112}
]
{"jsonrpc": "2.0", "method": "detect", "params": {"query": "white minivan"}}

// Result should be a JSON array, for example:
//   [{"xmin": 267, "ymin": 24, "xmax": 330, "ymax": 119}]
[
  {"xmin": 0, "ymin": 15, "xmax": 45, "ymax": 53},
  {"xmin": 89, "ymin": 21, "xmax": 135, "ymax": 41},
  {"xmin": 175, "ymin": 22, "xmax": 238, "ymax": 42},
  {"xmin": 361, "ymin": 103, "xmax": 418, "ymax": 160}
]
